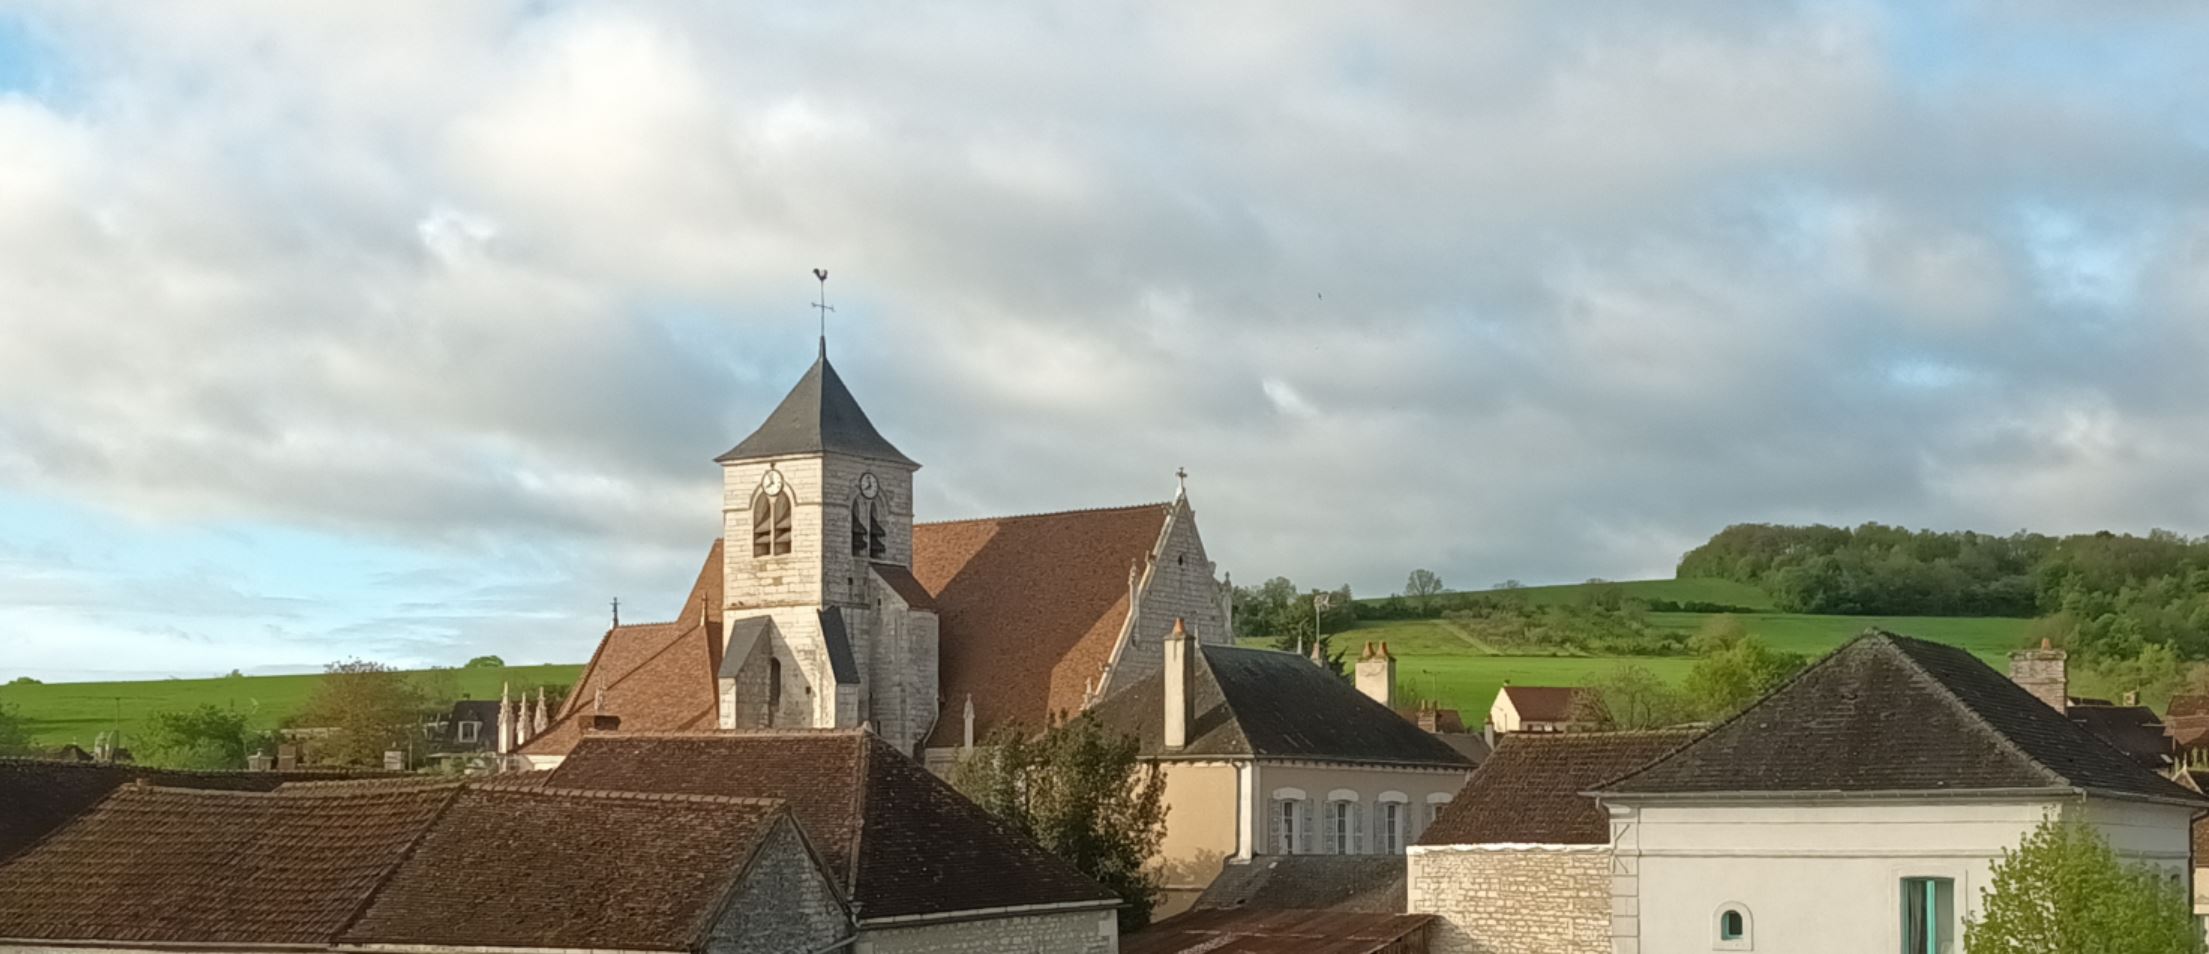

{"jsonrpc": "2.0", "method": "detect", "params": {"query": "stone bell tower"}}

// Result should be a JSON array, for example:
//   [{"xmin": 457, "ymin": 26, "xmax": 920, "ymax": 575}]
[{"xmin": 712, "ymin": 336, "xmax": 937, "ymax": 750}]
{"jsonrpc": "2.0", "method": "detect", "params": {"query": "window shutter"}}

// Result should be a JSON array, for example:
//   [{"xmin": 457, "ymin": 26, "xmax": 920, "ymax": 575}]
[
  {"xmin": 1299, "ymin": 800, "xmax": 1316, "ymax": 855},
  {"xmin": 1349, "ymin": 803, "xmax": 1364, "ymax": 855},
  {"xmin": 1269, "ymin": 801, "xmax": 1288, "ymax": 854},
  {"xmin": 1321, "ymin": 803, "xmax": 1338, "ymax": 854}
]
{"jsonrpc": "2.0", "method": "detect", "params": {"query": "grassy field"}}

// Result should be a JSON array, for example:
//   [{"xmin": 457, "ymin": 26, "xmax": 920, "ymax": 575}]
[
  {"xmin": 0, "ymin": 664, "xmax": 583, "ymax": 748},
  {"xmin": 1339, "ymin": 577, "xmax": 2042, "ymax": 718}
]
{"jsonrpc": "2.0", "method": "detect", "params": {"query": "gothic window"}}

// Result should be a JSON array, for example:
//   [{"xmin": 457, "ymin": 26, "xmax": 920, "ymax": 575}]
[
  {"xmin": 850, "ymin": 498, "xmax": 887, "ymax": 559},
  {"xmin": 767, "ymin": 658, "xmax": 782, "ymax": 726},
  {"xmin": 751, "ymin": 486, "xmax": 793, "ymax": 557}
]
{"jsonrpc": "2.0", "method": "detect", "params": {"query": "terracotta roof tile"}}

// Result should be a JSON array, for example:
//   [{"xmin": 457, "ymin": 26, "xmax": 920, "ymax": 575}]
[
  {"xmin": 1124, "ymin": 909, "xmax": 1437, "ymax": 954},
  {"xmin": 1193, "ymin": 856, "xmax": 1405, "ymax": 913},
  {"xmin": 0, "ymin": 759, "xmax": 396, "ymax": 864},
  {"xmin": 0, "ymin": 780, "xmax": 460, "ymax": 945},
  {"xmin": 914, "ymin": 503, "xmax": 1171, "ymax": 747},
  {"xmin": 344, "ymin": 788, "xmax": 807, "ymax": 950},
  {"xmin": 1498, "ymin": 685, "xmax": 1585, "ymax": 724},
  {"xmin": 522, "ymin": 543, "xmax": 723, "ymax": 755},
  {"xmin": 1417, "ymin": 731, "xmax": 1692, "ymax": 846},
  {"xmin": 545, "ymin": 730, "xmax": 1118, "ymax": 920}
]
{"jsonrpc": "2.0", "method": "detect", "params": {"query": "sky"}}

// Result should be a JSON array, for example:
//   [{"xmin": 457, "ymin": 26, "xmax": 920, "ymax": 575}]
[{"xmin": 4, "ymin": 2, "xmax": 2209, "ymax": 680}]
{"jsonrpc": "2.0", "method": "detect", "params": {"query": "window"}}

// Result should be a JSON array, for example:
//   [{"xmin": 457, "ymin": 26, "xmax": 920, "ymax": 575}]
[
  {"xmin": 1714, "ymin": 904, "xmax": 1751, "ymax": 950},
  {"xmin": 1901, "ymin": 877, "xmax": 1954, "ymax": 954},
  {"xmin": 850, "ymin": 499, "xmax": 885, "ymax": 558},
  {"xmin": 751, "ymin": 486, "xmax": 793, "ymax": 556},
  {"xmin": 456, "ymin": 721, "xmax": 479, "ymax": 743},
  {"xmin": 767, "ymin": 658, "xmax": 783, "ymax": 726},
  {"xmin": 1378, "ymin": 801, "xmax": 1404, "ymax": 854},
  {"xmin": 1273, "ymin": 799, "xmax": 1304, "ymax": 854},
  {"xmin": 1326, "ymin": 799, "xmax": 1363, "ymax": 855}
]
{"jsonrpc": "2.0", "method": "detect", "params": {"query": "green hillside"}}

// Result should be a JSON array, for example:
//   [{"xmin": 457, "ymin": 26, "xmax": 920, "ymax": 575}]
[
  {"xmin": 0, "ymin": 664, "xmax": 583, "ymax": 748},
  {"xmin": 1474, "ymin": 577, "xmax": 1777, "ymax": 611}
]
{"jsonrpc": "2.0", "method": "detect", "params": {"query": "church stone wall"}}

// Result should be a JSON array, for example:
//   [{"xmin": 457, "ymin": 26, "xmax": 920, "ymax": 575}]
[
  {"xmin": 707, "ymin": 818, "xmax": 852, "ymax": 954},
  {"xmin": 1407, "ymin": 845, "xmax": 1611, "ymax": 954},
  {"xmin": 858, "ymin": 909, "xmax": 1117, "ymax": 954},
  {"xmin": 1103, "ymin": 501, "xmax": 1228, "ymax": 699}
]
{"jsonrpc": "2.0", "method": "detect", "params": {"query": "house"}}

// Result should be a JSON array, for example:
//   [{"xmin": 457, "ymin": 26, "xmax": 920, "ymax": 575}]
[
  {"xmin": 1488, "ymin": 684, "xmax": 1591, "ymax": 733},
  {"xmin": 515, "ymin": 340, "xmax": 1233, "ymax": 768},
  {"xmin": 1085, "ymin": 631, "xmax": 1473, "ymax": 915},
  {"xmin": 1596, "ymin": 631, "xmax": 2203, "ymax": 954},
  {"xmin": 1407, "ymin": 730, "xmax": 1693, "ymax": 954},
  {"xmin": 540, "ymin": 729, "xmax": 1124, "ymax": 952},
  {"xmin": 2007, "ymin": 639, "xmax": 2174, "ymax": 769},
  {"xmin": 0, "ymin": 776, "xmax": 854, "ymax": 954}
]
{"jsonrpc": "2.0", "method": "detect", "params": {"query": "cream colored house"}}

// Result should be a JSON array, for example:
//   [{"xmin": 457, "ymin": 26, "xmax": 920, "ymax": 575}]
[
  {"xmin": 1087, "ymin": 633, "xmax": 1473, "ymax": 916},
  {"xmin": 1488, "ymin": 684, "xmax": 1590, "ymax": 733}
]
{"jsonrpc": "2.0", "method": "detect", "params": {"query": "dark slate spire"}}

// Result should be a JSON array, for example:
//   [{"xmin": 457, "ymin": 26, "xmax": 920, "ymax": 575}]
[{"xmin": 717, "ymin": 353, "xmax": 916, "ymax": 467}]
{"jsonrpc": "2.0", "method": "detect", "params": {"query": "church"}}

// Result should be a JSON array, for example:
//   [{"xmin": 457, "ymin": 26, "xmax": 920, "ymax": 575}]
[{"xmin": 518, "ymin": 337, "xmax": 1235, "ymax": 769}]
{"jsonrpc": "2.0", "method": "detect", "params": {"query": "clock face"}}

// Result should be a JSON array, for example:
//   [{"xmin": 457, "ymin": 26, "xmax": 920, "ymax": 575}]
[
  {"xmin": 761, "ymin": 470, "xmax": 785, "ymax": 496},
  {"xmin": 859, "ymin": 473, "xmax": 880, "ymax": 499}
]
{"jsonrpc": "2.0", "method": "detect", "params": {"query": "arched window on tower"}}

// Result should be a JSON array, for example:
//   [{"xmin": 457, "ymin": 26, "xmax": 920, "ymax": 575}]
[
  {"xmin": 751, "ymin": 486, "xmax": 793, "ymax": 556},
  {"xmin": 850, "ymin": 498, "xmax": 886, "ymax": 559}
]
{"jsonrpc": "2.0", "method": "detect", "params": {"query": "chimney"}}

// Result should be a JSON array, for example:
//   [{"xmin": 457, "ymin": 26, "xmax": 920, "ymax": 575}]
[
  {"xmin": 2008, "ymin": 638, "xmax": 2068, "ymax": 712},
  {"xmin": 2122, "ymin": 690, "xmax": 2140, "ymax": 707},
  {"xmin": 1355, "ymin": 641, "xmax": 1396, "ymax": 708},
  {"xmin": 1163, "ymin": 618, "xmax": 1193, "ymax": 750}
]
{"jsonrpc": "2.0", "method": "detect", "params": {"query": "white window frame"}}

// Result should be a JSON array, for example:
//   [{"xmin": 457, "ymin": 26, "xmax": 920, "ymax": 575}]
[
  {"xmin": 1325, "ymin": 790, "xmax": 1363, "ymax": 855},
  {"xmin": 456, "ymin": 721, "xmax": 480, "ymax": 743},
  {"xmin": 1377, "ymin": 799, "xmax": 1405, "ymax": 854},
  {"xmin": 1271, "ymin": 788, "xmax": 1308, "ymax": 855}
]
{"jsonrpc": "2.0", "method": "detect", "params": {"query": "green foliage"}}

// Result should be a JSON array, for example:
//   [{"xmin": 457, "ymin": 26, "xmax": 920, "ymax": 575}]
[
  {"xmin": 295, "ymin": 660, "xmax": 427, "ymax": 767},
  {"xmin": 0, "ymin": 703, "xmax": 34, "ymax": 757},
  {"xmin": 7, "ymin": 676, "xmax": 41, "ymax": 687},
  {"xmin": 1233, "ymin": 577, "xmax": 1356, "ymax": 645},
  {"xmin": 464, "ymin": 655, "xmax": 505, "ymax": 669},
  {"xmin": 1682, "ymin": 632, "xmax": 1806, "ymax": 720},
  {"xmin": 1964, "ymin": 815, "xmax": 2200, "ymax": 954},
  {"xmin": 1572, "ymin": 664, "xmax": 1693, "ymax": 729},
  {"xmin": 141, "ymin": 704, "xmax": 266, "ymax": 770},
  {"xmin": 1404, "ymin": 569, "xmax": 1446, "ymax": 604},
  {"xmin": 952, "ymin": 716, "xmax": 1169, "ymax": 932}
]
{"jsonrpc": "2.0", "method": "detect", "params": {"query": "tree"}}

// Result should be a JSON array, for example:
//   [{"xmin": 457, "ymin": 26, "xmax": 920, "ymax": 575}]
[
  {"xmin": 0, "ymin": 703, "xmax": 34, "ymax": 757},
  {"xmin": 1574, "ymin": 665, "xmax": 1693, "ymax": 730},
  {"xmin": 1404, "ymin": 569, "xmax": 1445, "ymax": 604},
  {"xmin": 295, "ymin": 660, "xmax": 426, "ymax": 766},
  {"xmin": 1965, "ymin": 815, "xmax": 2200, "ymax": 954},
  {"xmin": 464, "ymin": 655, "xmax": 505, "ymax": 669},
  {"xmin": 953, "ymin": 715, "xmax": 1169, "ymax": 932},
  {"xmin": 1683, "ymin": 633, "xmax": 1805, "ymax": 720},
  {"xmin": 7, "ymin": 676, "xmax": 41, "ymax": 687},
  {"xmin": 141, "ymin": 704, "xmax": 263, "ymax": 770}
]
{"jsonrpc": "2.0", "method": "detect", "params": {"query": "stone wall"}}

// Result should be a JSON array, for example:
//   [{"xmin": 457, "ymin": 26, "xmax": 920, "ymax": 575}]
[
  {"xmin": 1407, "ymin": 845, "xmax": 1611, "ymax": 954},
  {"xmin": 1103, "ymin": 500, "xmax": 1229, "ymax": 698},
  {"xmin": 707, "ymin": 817, "xmax": 852, "ymax": 954},
  {"xmin": 859, "ymin": 909, "xmax": 1118, "ymax": 954}
]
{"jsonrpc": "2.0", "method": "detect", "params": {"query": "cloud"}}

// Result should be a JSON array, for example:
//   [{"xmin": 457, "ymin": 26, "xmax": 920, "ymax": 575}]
[{"xmin": 4, "ymin": 2, "xmax": 2209, "ymax": 675}]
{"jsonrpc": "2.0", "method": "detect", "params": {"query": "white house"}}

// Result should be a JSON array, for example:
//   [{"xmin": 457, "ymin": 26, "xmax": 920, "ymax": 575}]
[
  {"xmin": 1489, "ymin": 684, "xmax": 1591, "ymax": 733},
  {"xmin": 1594, "ymin": 631, "xmax": 2205, "ymax": 954}
]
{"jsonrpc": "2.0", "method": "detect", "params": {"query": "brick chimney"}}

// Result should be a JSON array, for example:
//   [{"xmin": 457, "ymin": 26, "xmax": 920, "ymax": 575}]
[
  {"xmin": 2008, "ymin": 639, "xmax": 2068, "ymax": 712},
  {"xmin": 1163, "ymin": 618, "xmax": 1192, "ymax": 750},
  {"xmin": 1356, "ymin": 641, "xmax": 1396, "ymax": 708}
]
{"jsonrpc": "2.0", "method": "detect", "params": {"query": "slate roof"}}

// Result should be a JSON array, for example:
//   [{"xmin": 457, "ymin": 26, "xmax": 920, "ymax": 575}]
[
  {"xmin": 716, "ymin": 351, "xmax": 915, "ymax": 466},
  {"xmin": 521, "ymin": 544, "xmax": 723, "ymax": 755},
  {"xmin": 913, "ymin": 502, "xmax": 1173, "ymax": 748},
  {"xmin": 1124, "ymin": 909, "xmax": 1437, "ymax": 954},
  {"xmin": 544, "ymin": 730, "xmax": 1119, "ymax": 921},
  {"xmin": 871, "ymin": 562, "xmax": 937, "ymax": 610},
  {"xmin": 1194, "ymin": 856, "xmax": 1406, "ymax": 913},
  {"xmin": 0, "ymin": 760, "xmax": 393, "ymax": 864},
  {"xmin": 1085, "ymin": 644, "xmax": 1472, "ymax": 767},
  {"xmin": 1603, "ymin": 631, "xmax": 2208, "ymax": 804},
  {"xmin": 819, "ymin": 606, "xmax": 861, "ymax": 685},
  {"xmin": 718, "ymin": 615, "xmax": 775, "ymax": 679},
  {"xmin": 2068, "ymin": 703, "xmax": 2171, "ymax": 769},
  {"xmin": 345, "ymin": 787, "xmax": 811, "ymax": 950},
  {"xmin": 1417, "ymin": 731, "xmax": 1692, "ymax": 846},
  {"xmin": 0, "ymin": 780, "xmax": 459, "ymax": 945},
  {"xmin": 1496, "ymin": 685, "xmax": 1585, "ymax": 724}
]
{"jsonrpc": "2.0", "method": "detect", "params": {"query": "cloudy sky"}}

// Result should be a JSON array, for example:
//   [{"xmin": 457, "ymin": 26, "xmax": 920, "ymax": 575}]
[{"xmin": 3, "ymin": 2, "xmax": 2208, "ymax": 680}]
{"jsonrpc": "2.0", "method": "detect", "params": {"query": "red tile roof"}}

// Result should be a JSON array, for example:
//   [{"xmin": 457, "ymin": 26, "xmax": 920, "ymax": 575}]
[
  {"xmin": 1418, "ymin": 731, "xmax": 1692, "ymax": 846},
  {"xmin": 914, "ymin": 503, "xmax": 1170, "ymax": 747},
  {"xmin": 1124, "ymin": 908, "xmax": 1437, "ymax": 954},
  {"xmin": 521, "ymin": 543, "xmax": 723, "ymax": 755},
  {"xmin": 1497, "ymin": 685, "xmax": 1585, "ymax": 724},
  {"xmin": 345, "ymin": 787, "xmax": 813, "ymax": 950},
  {"xmin": 0, "ymin": 780, "xmax": 459, "ymax": 945},
  {"xmin": 0, "ymin": 760, "xmax": 397, "ymax": 864},
  {"xmin": 546, "ymin": 730, "xmax": 1118, "ymax": 920}
]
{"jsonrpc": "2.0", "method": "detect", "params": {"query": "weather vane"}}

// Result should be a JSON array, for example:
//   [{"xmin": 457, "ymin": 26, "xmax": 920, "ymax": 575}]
[{"xmin": 811, "ymin": 268, "xmax": 834, "ymax": 356}]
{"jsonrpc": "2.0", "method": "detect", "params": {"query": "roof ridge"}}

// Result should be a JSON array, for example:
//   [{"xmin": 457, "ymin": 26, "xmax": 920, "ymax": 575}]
[
  {"xmin": 124, "ymin": 779, "xmax": 458, "ymax": 798},
  {"xmin": 516, "ymin": 785, "xmax": 789, "ymax": 809},
  {"xmin": 594, "ymin": 728, "xmax": 868, "ymax": 740},
  {"xmin": 1875, "ymin": 633, "xmax": 2074, "ymax": 790},
  {"xmin": 1602, "ymin": 630, "xmax": 1887, "ymax": 792},
  {"xmin": 915, "ymin": 501, "xmax": 1170, "ymax": 528}
]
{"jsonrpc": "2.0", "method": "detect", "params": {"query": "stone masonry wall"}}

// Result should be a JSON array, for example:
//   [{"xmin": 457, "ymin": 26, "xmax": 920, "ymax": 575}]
[
  {"xmin": 1103, "ymin": 500, "xmax": 1228, "ymax": 698},
  {"xmin": 1407, "ymin": 846, "xmax": 1611, "ymax": 954},
  {"xmin": 707, "ymin": 818, "xmax": 851, "ymax": 954},
  {"xmin": 859, "ymin": 909, "xmax": 1117, "ymax": 954}
]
